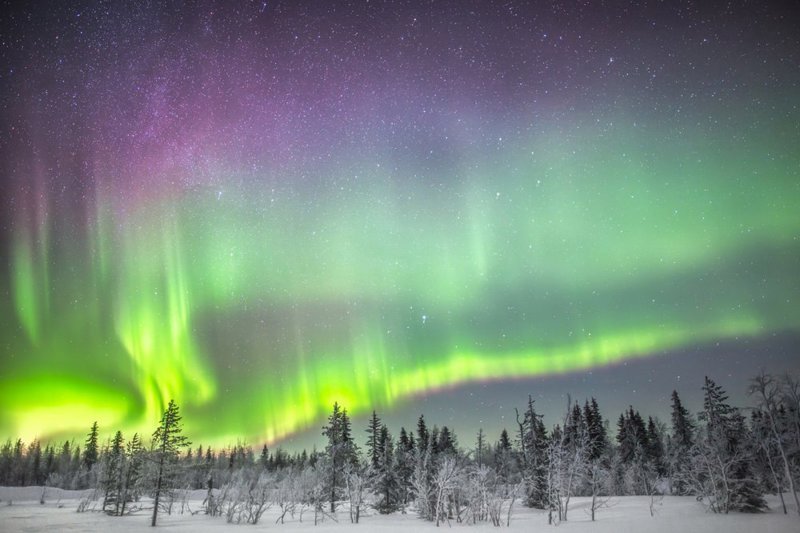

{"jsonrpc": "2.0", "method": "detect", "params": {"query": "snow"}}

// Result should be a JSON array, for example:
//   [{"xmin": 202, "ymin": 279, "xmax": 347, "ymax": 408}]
[{"xmin": 0, "ymin": 487, "xmax": 797, "ymax": 532}]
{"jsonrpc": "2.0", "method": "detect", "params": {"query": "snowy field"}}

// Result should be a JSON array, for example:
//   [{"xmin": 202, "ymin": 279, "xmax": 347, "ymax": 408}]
[{"xmin": 0, "ymin": 487, "xmax": 797, "ymax": 532}]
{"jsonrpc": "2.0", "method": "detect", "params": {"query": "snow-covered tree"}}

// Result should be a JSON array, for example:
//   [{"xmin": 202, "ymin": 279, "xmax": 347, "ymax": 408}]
[
  {"xmin": 365, "ymin": 410, "xmax": 382, "ymax": 469},
  {"xmin": 395, "ymin": 427, "xmax": 415, "ymax": 510},
  {"xmin": 687, "ymin": 377, "xmax": 766, "ymax": 513},
  {"xmin": 100, "ymin": 431, "xmax": 125, "ymax": 515},
  {"xmin": 667, "ymin": 390, "xmax": 695, "ymax": 494},
  {"xmin": 515, "ymin": 397, "xmax": 549, "ymax": 508},
  {"xmin": 83, "ymin": 422, "xmax": 99, "ymax": 471},
  {"xmin": 321, "ymin": 402, "xmax": 357, "ymax": 513},
  {"xmin": 372, "ymin": 425, "xmax": 401, "ymax": 514},
  {"xmin": 432, "ymin": 454, "xmax": 462, "ymax": 526},
  {"xmin": 150, "ymin": 400, "xmax": 191, "ymax": 526},
  {"xmin": 749, "ymin": 372, "xmax": 799, "ymax": 515},
  {"xmin": 412, "ymin": 446, "xmax": 435, "ymax": 520},
  {"xmin": 344, "ymin": 461, "xmax": 369, "ymax": 523},
  {"xmin": 475, "ymin": 428, "xmax": 486, "ymax": 469}
]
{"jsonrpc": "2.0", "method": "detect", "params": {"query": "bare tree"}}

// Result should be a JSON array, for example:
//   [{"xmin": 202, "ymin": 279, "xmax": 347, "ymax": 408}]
[
  {"xmin": 749, "ymin": 372, "xmax": 800, "ymax": 515},
  {"xmin": 344, "ymin": 462, "xmax": 370, "ymax": 523},
  {"xmin": 546, "ymin": 427, "xmax": 564, "ymax": 525},
  {"xmin": 562, "ymin": 415, "xmax": 588, "ymax": 521},
  {"xmin": 298, "ymin": 465, "xmax": 335, "ymax": 525},
  {"xmin": 464, "ymin": 464, "xmax": 492, "ymax": 524},
  {"xmin": 433, "ymin": 455, "xmax": 462, "ymax": 527},
  {"xmin": 682, "ymin": 439, "xmax": 747, "ymax": 513},
  {"xmin": 273, "ymin": 468, "xmax": 298, "ymax": 524},
  {"xmin": 585, "ymin": 461, "xmax": 613, "ymax": 521},
  {"xmin": 412, "ymin": 448, "xmax": 435, "ymax": 520}
]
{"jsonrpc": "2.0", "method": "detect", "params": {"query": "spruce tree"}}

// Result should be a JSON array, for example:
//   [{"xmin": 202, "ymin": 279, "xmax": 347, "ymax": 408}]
[
  {"xmin": 83, "ymin": 422, "xmax": 99, "ymax": 471},
  {"xmin": 12, "ymin": 439, "xmax": 25, "ymax": 485},
  {"xmin": 43, "ymin": 444, "xmax": 55, "ymax": 485},
  {"xmin": 259, "ymin": 444, "xmax": 270, "ymax": 469},
  {"xmin": 616, "ymin": 407, "xmax": 648, "ymax": 465},
  {"xmin": 475, "ymin": 428, "xmax": 485, "ymax": 468},
  {"xmin": 670, "ymin": 391, "xmax": 694, "ymax": 448},
  {"xmin": 429, "ymin": 425, "xmax": 440, "ymax": 455},
  {"xmin": 668, "ymin": 390, "xmax": 695, "ymax": 494},
  {"xmin": 151, "ymin": 400, "xmax": 191, "ymax": 526},
  {"xmin": 517, "ymin": 396, "xmax": 549, "ymax": 508},
  {"xmin": 29, "ymin": 440, "xmax": 42, "ymax": 486},
  {"xmin": 57, "ymin": 440, "xmax": 72, "ymax": 479},
  {"xmin": 584, "ymin": 398, "xmax": 606, "ymax": 460},
  {"xmin": 0, "ymin": 440, "xmax": 11, "ymax": 486},
  {"xmin": 698, "ymin": 377, "xmax": 766, "ymax": 512},
  {"xmin": 365, "ymin": 410, "xmax": 382, "ymax": 469},
  {"xmin": 120, "ymin": 432, "xmax": 143, "ymax": 516},
  {"xmin": 495, "ymin": 428, "xmax": 514, "ymax": 482},
  {"xmin": 417, "ymin": 415, "xmax": 430, "ymax": 452},
  {"xmin": 498, "ymin": 428, "xmax": 512, "ymax": 451},
  {"xmin": 101, "ymin": 431, "xmax": 125, "ymax": 515},
  {"xmin": 395, "ymin": 427, "xmax": 414, "ymax": 509},
  {"xmin": 645, "ymin": 417, "xmax": 666, "ymax": 475},
  {"xmin": 322, "ymin": 402, "xmax": 357, "ymax": 513},
  {"xmin": 373, "ymin": 425, "xmax": 401, "ymax": 513},
  {"xmin": 438, "ymin": 426, "xmax": 456, "ymax": 455}
]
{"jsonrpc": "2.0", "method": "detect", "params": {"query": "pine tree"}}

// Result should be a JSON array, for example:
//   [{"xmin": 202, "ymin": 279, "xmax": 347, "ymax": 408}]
[
  {"xmin": 430, "ymin": 425, "xmax": 440, "ymax": 455},
  {"xmin": 438, "ymin": 426, "xmax": 456, "ymax": 455},
  {"xmin": 120, "ymin": 433, "xmax": 143, "ymax": 516},
  {"xmin": 56, "ymin": 440, "xmax": 72, "ymax": 479},
  {"xmin": 373, "ymin": 425, "xmax": 401, "ymax": 513},
  {"xmin": 516, "ymin": 397, "xmax": 549, "ymax": 508},
  {"xmin": 29, "ymin": 440, "xmax": 42, "ymax": 486},
  {"xmin": 399, "ymin": 427, "xmax": 412, "ymax": 451},
  {"xmin": 668, "ymin": 390, "xmax": 695, "ymax": 494},
  {"xmin": 701, "ymin": 376, "xmax": 736, "ymax": 434},
  {"xmin": 564, "ymin": 402, "xmax": 584, "ymax": 449},
  {"xmin": 322, "ymin": 402, "xmax": 357, "ymax": 513},
  {"xmin": 151, "ymin": 400, "xmax": 191, "ymax": 526},
  {"xmin": 498, "ymin": 428, "xmax": 511, "ymax": 451},
  {"xmin": 71, "ymin": 445, "xmax": 82, "ymax": 485},
  {"xmin": 417, "ymin": 415, "xmax": 430, "ymax": 453},
  {"xmin": 670, "ymin": 391, "xmax": 694, "ymax": 448},
  {"xmin": 475, "ymin": 428, "xmax": 485, "ymax": 468},
  {"xmin": 365, "ymin": 410, "xmax": 382, "ymax": 469},
  {"xmin": 83, "ymin": 422, "xmax": 99, "ymax": 471},
  {"xmin": 616, "ymin": 407, "xmax": 648, "ymax": 466},
  {"xmin": 584, "ymin": 398, "xmax": 607, "ymax": 460},
  {"xmin": 12, "ymin": 439, "xmax": 25, "ymax": 486},
  {"xmin": 695, "ymin": 377, "xmax": 766, "ymax": 513},
  {"xmin": 494, "ymin": 428, "xmax": 514, "ymax": 483},
  {"xmin": 0, "ymin": 440, "xmax": 11, "ymax": 486},
  {"xmin": 645, "ymin": 417, "xmax": 665, "ymax": 476},
  {"xmin": 259, "ymin": 444, "xmax": 270, "ymax": 469},
  {"xmin": 101, "ymin": 431, "xmax": 125, "ymax": 515},
  {"xmin": 395, "ymin": 427, "xmax": 414, "ymax": 509},
  {"xmin": 43, "ymin": 444, "xmax": 55, "ymax": 484},
  {"xmin": 727, "ymin": 413, "xmax": 767, "ymax": 513}
]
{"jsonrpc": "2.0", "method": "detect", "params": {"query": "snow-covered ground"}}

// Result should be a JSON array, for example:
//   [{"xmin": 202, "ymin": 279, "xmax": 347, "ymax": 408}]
[{"xmin": 0, "ymin": 487, "xmax": 796, "ymax": 532}]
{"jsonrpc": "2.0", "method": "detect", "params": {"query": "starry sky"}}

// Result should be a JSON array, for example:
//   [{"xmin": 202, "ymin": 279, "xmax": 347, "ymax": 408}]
[{"xmin": 1, "ymin": 1, "xmax": 799, "ymax": 448}]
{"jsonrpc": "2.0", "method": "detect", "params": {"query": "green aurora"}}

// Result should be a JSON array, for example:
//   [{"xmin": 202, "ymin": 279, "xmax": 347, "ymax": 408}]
[
  {"xmin": 2, "ymin": 1, "xmax": 800, "ymax": 448},
  {"xmin": 2, "ymin": 118, "xmax": 799, "ymax": 446}
]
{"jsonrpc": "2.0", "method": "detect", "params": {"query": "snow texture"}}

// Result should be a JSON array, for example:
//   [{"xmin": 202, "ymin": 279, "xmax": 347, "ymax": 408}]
[{"xmin": 0, "ymin": 487, "xmax": 797, "ymax": 532}]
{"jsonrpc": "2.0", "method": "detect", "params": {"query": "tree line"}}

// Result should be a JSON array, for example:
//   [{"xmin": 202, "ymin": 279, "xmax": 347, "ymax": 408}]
[{"xmin": 1, "ymin": 372, "xmax": 798, "ymax": 527}]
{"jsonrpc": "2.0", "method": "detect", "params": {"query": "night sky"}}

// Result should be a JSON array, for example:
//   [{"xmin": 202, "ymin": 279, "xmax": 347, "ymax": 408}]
[{"xmin": 1, "ymin": 1, "xmax": 799, "ymax": 449}]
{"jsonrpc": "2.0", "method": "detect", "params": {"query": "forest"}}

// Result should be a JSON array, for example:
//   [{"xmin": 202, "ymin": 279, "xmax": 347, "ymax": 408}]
[{"xmin": 1, "ymin": 373, "xmax": 798, "ymax": 527}]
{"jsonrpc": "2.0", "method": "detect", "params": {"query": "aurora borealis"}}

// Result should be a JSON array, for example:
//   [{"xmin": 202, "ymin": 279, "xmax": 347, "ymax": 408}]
[{"xmin": 1, "ymin": 1, "xmax": 799, "ymax": 447}]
